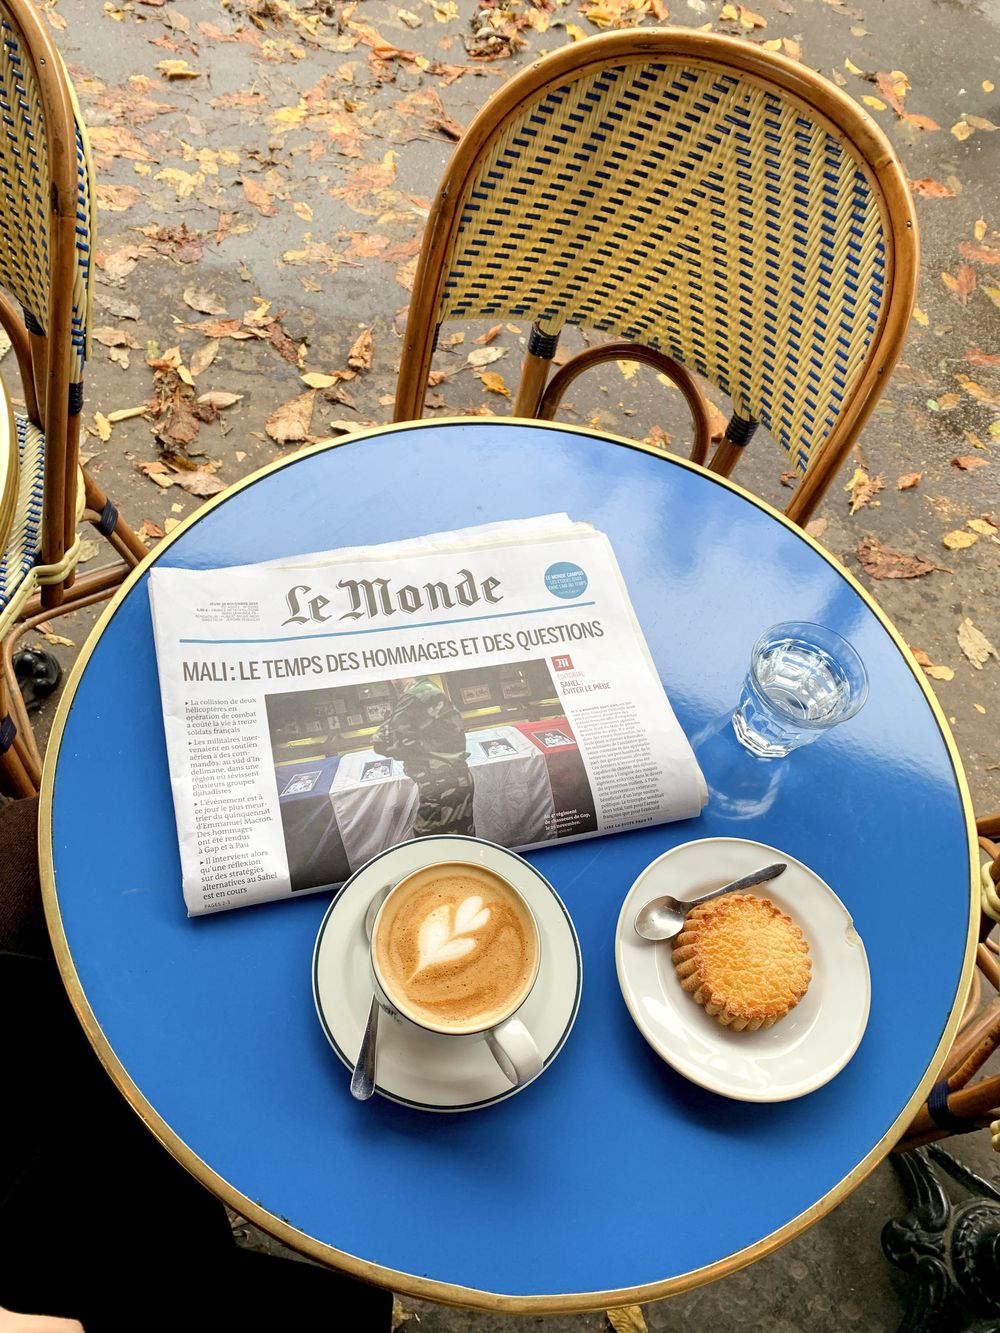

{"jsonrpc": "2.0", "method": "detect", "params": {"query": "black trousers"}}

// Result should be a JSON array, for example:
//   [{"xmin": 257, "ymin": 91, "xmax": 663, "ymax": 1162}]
[{"xmin": 0, "ymin": 798, "xmax": 392, "ymax": 1331}]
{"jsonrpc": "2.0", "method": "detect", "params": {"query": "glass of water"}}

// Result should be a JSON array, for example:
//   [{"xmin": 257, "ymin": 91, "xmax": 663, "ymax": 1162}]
[{"xmin": 732, "ymin": 622, "xmax": 869, "ymax": 758}]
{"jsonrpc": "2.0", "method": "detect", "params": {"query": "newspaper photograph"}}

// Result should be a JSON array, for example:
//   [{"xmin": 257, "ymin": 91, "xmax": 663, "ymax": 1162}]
[{"xmin": 148, "ymin": 515, "xmax": 708, "ymax": 915}]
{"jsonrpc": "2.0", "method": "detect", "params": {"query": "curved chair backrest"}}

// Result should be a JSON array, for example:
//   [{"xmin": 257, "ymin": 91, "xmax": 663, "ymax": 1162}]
[
  {"xmin": 0, "ymin": 0, "xmax": 93, "ymax": 570},
  {"xmin": 395, "ymin": 31, "xmax": 918, "ymax": 524}
]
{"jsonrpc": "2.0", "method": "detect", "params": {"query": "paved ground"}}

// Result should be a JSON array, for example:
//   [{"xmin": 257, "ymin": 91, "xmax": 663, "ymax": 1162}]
[{"xmin": 19, "ymin": 0, "xmax": 1000, "ymax": 1327}]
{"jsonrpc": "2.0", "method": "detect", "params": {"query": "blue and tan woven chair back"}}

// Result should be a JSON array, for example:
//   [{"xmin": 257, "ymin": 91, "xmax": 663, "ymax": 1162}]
[
  {"xmin": 0, "ymin": 0, "xmax": 93, "ymax": 569},
  {"xmin": 395, "ymin": 31, "xmax": 918, "ymax": 525}
]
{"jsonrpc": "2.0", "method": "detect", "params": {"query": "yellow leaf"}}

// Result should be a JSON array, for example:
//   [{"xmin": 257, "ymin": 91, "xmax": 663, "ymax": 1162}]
[
  {"xmin": 912, "ymin": 306, "xmax": 929, "ymax": 326},
  {"xmin": 975, "ymin": 218, "xmax": 987, "ymax": 240},
  {"xmin": 985, "ymin": 80, "xmax": 995, "ymax": 93},
  {"xmin": 293, "ymin": 200, "xmax": 313, "ymax": 222},
  {"xmin": 94, "ymin": 411, "xmax": 112, "ymax": 442},
  {"xmin": 862, "ymin": 96, "xmax": 887, "ymax": 111},
  {"xmin": 762, "ymin": 38, "xmax": 782, "ymax": 50},
  {"xmin": 617, "ymin": 359, "xmax": 640, "ymax": 381},
  {"xmin": 156, "ymin": 59, "xmax": 199, "ymax": 80},
  {"xmin": 164, "ymin": 518, "xmax": 181, "ymax": 534},
  {"xmin": 951, "ymin": 120, "xmax": 974, "ymax": 140},
  {"xmin": 942, "ymin": 529, "xmax": 978, "ymax": 549},
  {"xmin": 176, "ymin": 365, "xmax": 195, "ymax": 387},
  {"xmin": 566, "ymin": 23, "xmax": 587, "ymax": 40},
  {"xmin": 990, "ymin": 419, "xmax": 1000, "ymax": 439},
  {"xmin": 607, "ymin": 1308, "xmax": 648, "ymax": 1333},
  {"xmin": 984, "ymin": 287, "xmax": 1000, "ymax": 310},
  {"xmin": 720, "ymin": 2, "xmax": 739, "ymax": 17},
  {"xmin": 974, "ymin": 703, "xmax": 986, "ymax": 713},
  {"xmin": 106, "ymin": 406, "xmax": 148, "ymax": 423},
  {"xmin": 845, "ymin": 57, "xmax": 864, "ymax": 76},
  {"xmin": 925, "ymin": 664, "xmax": 955, "ymax": 681},
  {"xmin": 39, "ymin": 628, "xmax": 75, "ymax": 647},
  {"xmin": 479, "ymin": 371, "xmax": 510, "ymax": 397},
  {"xmin": 968, "ymin": 518, "xmax": 998, "ymax": 535},
  {"xmin": 154, "ymin": 167, "xmax": 202, "ymax": 199},
  {"xmin": 300, "ymin": 372, "xmax": 339, "ymax": 388}
]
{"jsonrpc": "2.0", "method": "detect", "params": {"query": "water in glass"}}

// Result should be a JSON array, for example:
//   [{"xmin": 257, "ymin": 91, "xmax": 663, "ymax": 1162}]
[{"xmin": 732, "ymin": 626, "xmax": 867, "ymax": 758}]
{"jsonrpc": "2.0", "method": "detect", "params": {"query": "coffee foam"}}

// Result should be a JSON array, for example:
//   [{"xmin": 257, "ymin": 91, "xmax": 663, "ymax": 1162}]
[{"xmin": 374, "ymin": 863, "xmax": 537, "ymax": 1032}]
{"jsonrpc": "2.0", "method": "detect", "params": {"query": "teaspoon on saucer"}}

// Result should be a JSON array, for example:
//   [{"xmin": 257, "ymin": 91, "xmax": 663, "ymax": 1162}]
[
  {"xmin": 633, "ymin": 862, "xmax": 787, "ymax": 942},
  {"xmin": 350, "ymin": 883, "xmax": 393, "ymax": 1102}
]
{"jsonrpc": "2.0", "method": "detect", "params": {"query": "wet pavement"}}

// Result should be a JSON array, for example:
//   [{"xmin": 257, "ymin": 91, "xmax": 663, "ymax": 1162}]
[{"xmin": 20, "ymin": 0, "xmax": 1000, "ymax": 1327}]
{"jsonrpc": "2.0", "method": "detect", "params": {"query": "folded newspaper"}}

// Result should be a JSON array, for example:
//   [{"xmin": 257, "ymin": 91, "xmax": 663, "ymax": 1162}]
[{"xmin": 149, "ymin": 515, "xmax": 708, "ymax": 915}]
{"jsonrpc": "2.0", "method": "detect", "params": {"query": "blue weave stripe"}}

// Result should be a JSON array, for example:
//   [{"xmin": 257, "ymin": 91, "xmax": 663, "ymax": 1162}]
[
  {"xmin": 0, "ymin": 413, "xmax": 46, "ymax": 613},
  {"xmin": 441, "ymin": 59, "xmax": 887, "ymax": 470}
]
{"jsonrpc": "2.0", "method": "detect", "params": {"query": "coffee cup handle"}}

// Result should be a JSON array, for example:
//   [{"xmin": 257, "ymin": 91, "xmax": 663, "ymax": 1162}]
[{"xmin": 485, "ymin": 1017, "xmax": 543, "ymax": 1087}]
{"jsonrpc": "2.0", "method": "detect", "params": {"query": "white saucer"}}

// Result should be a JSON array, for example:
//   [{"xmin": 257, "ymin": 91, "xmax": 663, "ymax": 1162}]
[
  {"xmin": 615, "ymin": 838, "xmax": 871, "ymax": 1102},
  {"xmin": 313, "ymin": 836, "xmax": 582, "ymax": 1111}
]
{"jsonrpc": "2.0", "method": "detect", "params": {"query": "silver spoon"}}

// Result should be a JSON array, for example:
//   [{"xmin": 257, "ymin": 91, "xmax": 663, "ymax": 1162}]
[
  {"xmin": 350, "ymin": 883, "xmax": 393, "ymax": 1102},
  {"xmin": 633, "ymin": 862, "xmax": 787, "ymax": 942}
]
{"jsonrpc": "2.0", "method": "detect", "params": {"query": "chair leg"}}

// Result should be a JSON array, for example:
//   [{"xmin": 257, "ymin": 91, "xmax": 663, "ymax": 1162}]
[
  {"xmin": 513, "ymin": 325, "xmax": 561, "ymax": 418},
  {"xmin": 82, "ymin": 470, "xmax": 148, "ymax": 566},
  {"xmin": 708, "ymin": 414, "xmax": 760, "ymax": 479},
  {"xmin": 0, "ymin": 675, "xmax": 39, "ymax": 798},
  {"xmin": 2, "ymin": 638, "xmax": 43, "ymax": 775}
]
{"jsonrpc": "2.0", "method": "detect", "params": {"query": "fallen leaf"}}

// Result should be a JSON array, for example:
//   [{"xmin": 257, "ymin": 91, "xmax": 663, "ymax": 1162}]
[
  {"xmin": 94, "ymin": 411, "xmax": 112, "ymax": 442},
  {"xmin": 845, "ymin": 467, "xmax": 884, "ymax": 513},
  {"xmin": 106, "ymin": 406, "xmax": 148, "ymax": 423},
  {"xmin": 960, "ymin": 241, "xmax": 1000, "ymax": 265},
  {"xmin": 862, "ymin": 96, "xmax": 886, "ymax": 111},
  {"xmin": 189, "ymin": 340, "xmax": 220, "ymax": 377},
  {"xmin": 844, "ymin": 57, "xmax": 865, "ymax": 76},
  {"xmin": 965, "ymin": 115, "xmax": 999, "ymax": 131},
  {"xmin": 855, "ymin": 535, "xmax": 941, "ymax": 579},
  {"xmin": 926, "ymin": 664, "xmax": 956, "ymax": 681},
  {"xmin": 473, "ymin": 325, "xmax": 503, "ymax": 346},
  {"xmin": 139, "ymin": 519, "xmax": 166, "ymax": 540},
  {"xmin": 984, "ymin": 80, "xmax": 995, "ymax": 93},
  {"xmin": 805, "ymin": 517, "xmax": 828, "ymax": 539},
  {"xmin": 197, "ymin": 391, "xmax": 242, "ymax": 408},
  {"xmin": 974, "ymin": 218, "xmax": 988, "ymax": 241},
  {"xmin": 241, "ymin": 175, "xmax": 277, "ymax": 217},
  {"xmin": 897, "ymin": 471, "xmax": 922, "ymax": 489},
  {"xmin": 967, "ymin": 518, "xmax": 999, "ymax": 535},
  {"xmin": 912, "ymin": 307, "xmax": 929, "ymax": 326},
  {"xmin": 301, "ymin": 372, "xmax": 340, "ymax": 389},
  {"xmin": 951, "ymin": 120, "xmax": 975, "ymax": 140},
  {"xmin": 183, "ymin": 287, "xmax": 228, "ymax": 316},
  {"xmin": 467, "ymin": 346, "xmax": 505, "ymax": 368},
  {"xmin": 942, "ymin": 530, "xmax": 978, "ymax": 549},
  {"xmin": 958, "ymin": 617, "xmax": 997, "ymax": 669},
  {"xmin": 479, "ymin": 371, "xmax": 510, "ymax": 396},
  {"xmin": 348, "ymin": 328, "xmax": 373, "ymax": 372},
  {"xmin": 941, "ymin": 265, "xmax": 976, "ymax": 304},
  {"xmin": 156, "ymin": 58, "xmax": 199, "ymax": 79},
  {"xmin": 39, "ymin": 628, "xmax": 74, "ymax": 647},
  {"xmin": 173, "ymin": 466, "xmax": 225, "ymax": 497},
  {"xmin": 909, "ymin": 178, "xmax": 955, "ymax": 199},
  {"xmin": 96, "ymin": 182, "xmax": 143, "ymax": 212},
  {"xmin": 607, "ymin": 1307, "xmax": 648, "ymax": 1333},
  {"xmin": 951, "ymin": 455, "xmax": 990, "ymax": 470},
  {"xmin": 266, "ymin": 390, "xmax": 315, "ymax": 444},
  {"xmin": 901, "ymin": 112, "xmax": 940, "ymax": 132}
]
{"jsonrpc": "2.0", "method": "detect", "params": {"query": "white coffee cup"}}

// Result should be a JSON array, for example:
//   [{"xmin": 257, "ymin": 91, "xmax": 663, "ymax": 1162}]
[{"xmin": 369, "ymin": 860, "xmax": 543, "ymax": 1087}]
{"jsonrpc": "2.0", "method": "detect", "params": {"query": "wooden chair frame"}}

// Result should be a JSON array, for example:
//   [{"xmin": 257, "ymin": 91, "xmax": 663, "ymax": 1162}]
[
  {"xmin": 0, "ymin": 0, "xmax": 145, "ymax": 798},
  {"xmin": 895, "ymin": 813, "xmax": 1000, "ymax": 1154},
  {"xmin": 394, "ymin": 29, "xmax": 918, "ymax": 526}
]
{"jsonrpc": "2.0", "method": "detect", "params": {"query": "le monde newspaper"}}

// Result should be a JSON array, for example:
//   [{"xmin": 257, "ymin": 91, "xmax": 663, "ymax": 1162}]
[{"xmin": 149, "ymin": 516, "xmax": 708, "ymax": 916}]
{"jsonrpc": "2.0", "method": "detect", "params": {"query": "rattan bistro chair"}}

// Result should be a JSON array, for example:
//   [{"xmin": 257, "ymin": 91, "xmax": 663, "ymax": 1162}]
[
  {"xmin": 394, "ymin": 30, "xmax": 918, "ymax": 526},
  {"xmin": 895, "ymin": 812, "xmax": 1000, "ymax": 1155},
  {"xmin": 0, "ymin": 0, "xmax": 146, "ymax": 799}
]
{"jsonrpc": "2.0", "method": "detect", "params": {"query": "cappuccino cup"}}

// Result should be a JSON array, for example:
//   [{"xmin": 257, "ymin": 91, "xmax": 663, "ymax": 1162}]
[{"xmin": 370, "ymin": 860, "xmax": 543, "ymax": 1087}]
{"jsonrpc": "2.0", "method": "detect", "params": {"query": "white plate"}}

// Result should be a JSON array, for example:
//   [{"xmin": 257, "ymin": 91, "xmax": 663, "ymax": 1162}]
[
  {"xmin": 313, "ymin": 835, "xmax": 582, "ymax": 1111},
  {"xmin": 615, "ymin": 838, "xmax": 870, "ymax": 1102}
]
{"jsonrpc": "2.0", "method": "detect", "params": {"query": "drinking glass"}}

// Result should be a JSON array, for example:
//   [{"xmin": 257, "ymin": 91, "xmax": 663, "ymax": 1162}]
[{"xmin": 732, "ymin": 622, "xmax": 869, "ymax": 758}]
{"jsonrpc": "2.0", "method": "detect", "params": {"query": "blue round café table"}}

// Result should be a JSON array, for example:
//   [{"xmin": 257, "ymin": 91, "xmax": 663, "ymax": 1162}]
[{"xmin": 40, "ymin": 420, "xmax": 978, "ymax": 1313}]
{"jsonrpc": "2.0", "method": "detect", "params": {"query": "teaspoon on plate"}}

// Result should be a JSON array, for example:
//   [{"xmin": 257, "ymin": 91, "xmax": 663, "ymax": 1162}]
[{"xmin": 633, "ymin": 862, "xmax": 787, "ymax": 942}]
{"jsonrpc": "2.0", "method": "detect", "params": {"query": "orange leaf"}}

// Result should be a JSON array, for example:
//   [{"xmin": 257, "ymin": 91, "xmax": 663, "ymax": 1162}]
[
  {"xmin": 951, "ymin": 454, "xmax": 990, "ymax": 470},
  {"xmin": 473, "ymin": 325, "xmax": 503, "ymax": 346},
  {"xmin": 347, "ymin": 328, "xmax": 373, "ymax": 372},
  {"xmin": 265, "ymin": 391, "xmax": 315, "ymax": 444},
  {"xmin": 910, "ymin": 178, "xmax": 955, "ymax": 198},
  {"xmin": 479, "ymin": 371, "xmax": 510, "ymax": 396},
  {"xmin": 941, "ymin": 264, "xmax": 977, "ymax": 304},
  {"xmin": 897, "ymin": 472, "xmax": 922, "ymax": 490},
  {"xmin": 241, "ymin": 175, "xmax": 276, "ymax": 217}
]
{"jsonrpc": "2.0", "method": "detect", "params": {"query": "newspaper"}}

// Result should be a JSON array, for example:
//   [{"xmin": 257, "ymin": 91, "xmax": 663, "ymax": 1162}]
[{"xmin": 149, "ymin": 515, "xmax": 708, "ymax": 915}]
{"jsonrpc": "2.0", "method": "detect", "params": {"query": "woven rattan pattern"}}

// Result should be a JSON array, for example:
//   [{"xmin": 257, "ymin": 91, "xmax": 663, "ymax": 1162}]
[
  {"xmin": 440, "ymin": 59, "xmax": 887, "ymax": 472},
  {"xmin": 0, "ymin": 13, "xmax": 91, "ymax": 385}
]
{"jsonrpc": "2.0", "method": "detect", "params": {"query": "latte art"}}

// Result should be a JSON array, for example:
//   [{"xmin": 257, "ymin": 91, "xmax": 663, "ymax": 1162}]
[{"xmin": 374, "ymin": 864, "xmax": 538, "ymax": 1032}]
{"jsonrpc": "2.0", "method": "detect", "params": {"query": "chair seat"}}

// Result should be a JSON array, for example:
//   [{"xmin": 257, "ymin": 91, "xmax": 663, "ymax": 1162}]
[{"xmin": 0, "ymin": 412, "xmax": 46, "ymax": 622}]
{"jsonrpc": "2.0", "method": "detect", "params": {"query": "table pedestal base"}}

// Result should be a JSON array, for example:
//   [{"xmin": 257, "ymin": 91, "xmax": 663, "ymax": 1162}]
[{"xmin": 882, "ymin": 1145, "xmax": 1000, "ymax": 1331}]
